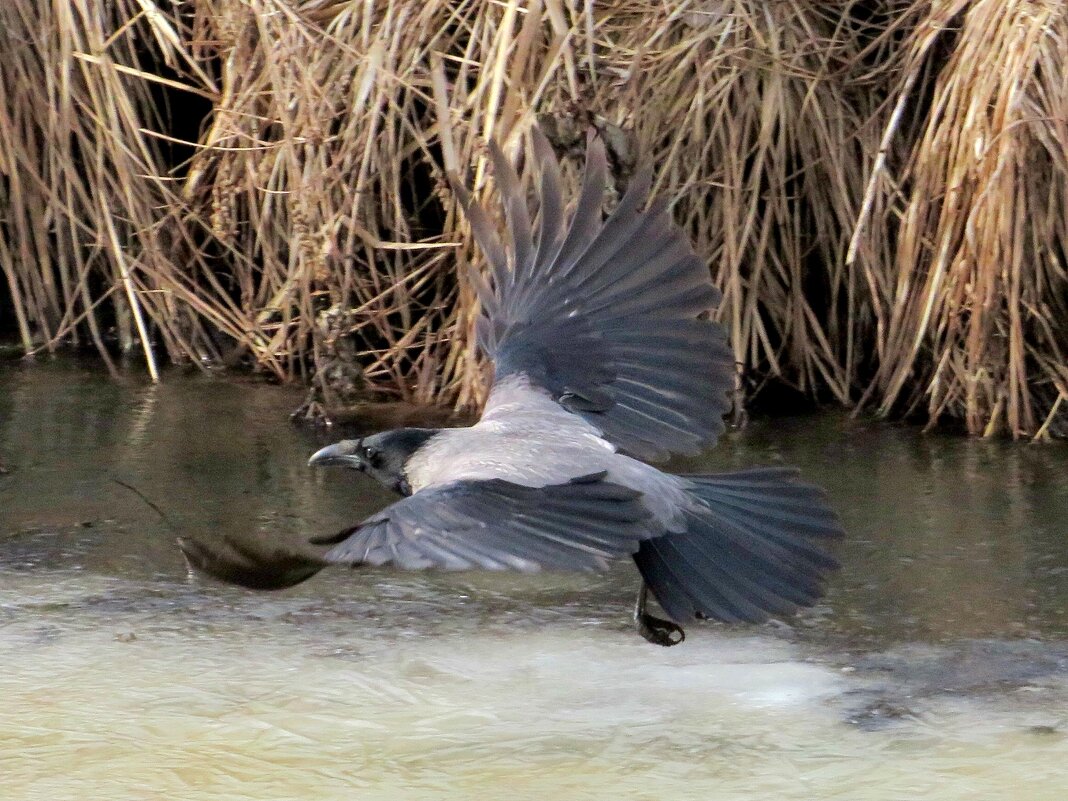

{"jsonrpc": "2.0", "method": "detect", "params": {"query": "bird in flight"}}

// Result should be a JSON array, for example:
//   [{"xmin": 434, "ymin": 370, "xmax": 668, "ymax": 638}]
[{"xmin": 179, "ymin": 127, "xmax": 842, "ymax": 645}]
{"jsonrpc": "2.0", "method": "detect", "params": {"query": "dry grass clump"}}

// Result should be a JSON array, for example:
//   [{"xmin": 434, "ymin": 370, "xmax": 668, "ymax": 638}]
[
  {"xmin": 0, "ymin": 0, "xmax": 175, "ymax": 379},
  {"xmin": 853, "ymin": 0, "xmax": 1068, "ymax": 437},
  {"xmin": 0, "ymin": 0, "xmax": 1065, "ymax": 437},
  {"xmin": 0, "ymin": 0, "xmax": 481, "ymax": 405},
  {"xmin": 560, "ymin": 3, "xmax": 889, "ymax": 408}
]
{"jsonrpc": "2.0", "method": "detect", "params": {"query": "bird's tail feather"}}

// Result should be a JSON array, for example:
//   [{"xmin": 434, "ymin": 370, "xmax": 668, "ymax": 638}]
[{"xmin": 633, "ymin": 467, "xmax": 843, "ymax": 623}]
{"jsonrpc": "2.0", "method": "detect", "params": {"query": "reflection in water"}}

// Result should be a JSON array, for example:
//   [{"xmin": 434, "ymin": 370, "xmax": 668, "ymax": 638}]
[{"xmin": 2, "ymin": 362, "xmax": 1067, "ymax": 799}]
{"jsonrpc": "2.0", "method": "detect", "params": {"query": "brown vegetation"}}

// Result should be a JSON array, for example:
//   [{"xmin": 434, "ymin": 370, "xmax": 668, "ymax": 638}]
[{"xmin": 0, "ymin": 1, "xmax": 1065, "ymax": 437}]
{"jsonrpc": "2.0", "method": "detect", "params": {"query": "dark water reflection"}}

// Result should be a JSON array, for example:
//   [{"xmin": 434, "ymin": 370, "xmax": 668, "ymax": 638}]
[
  {"xmin": 0, "ymin": 361, "xmax": 391, "ymax": 581},
  {"xmin": 2, "ymin": 361, "xmax": 1067, "ymax": 799}
]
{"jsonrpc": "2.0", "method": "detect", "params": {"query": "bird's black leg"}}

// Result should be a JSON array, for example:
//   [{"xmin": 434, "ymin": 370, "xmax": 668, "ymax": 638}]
[{"xmin": 634, "ymin": 582, "xmax": 685, "ymax": 646}]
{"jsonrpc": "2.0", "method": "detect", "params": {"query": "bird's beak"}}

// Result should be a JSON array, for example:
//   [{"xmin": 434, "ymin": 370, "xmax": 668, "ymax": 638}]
[{"xmin": 308, "ymin": 440, "xmax": 363, "ymax": 469}]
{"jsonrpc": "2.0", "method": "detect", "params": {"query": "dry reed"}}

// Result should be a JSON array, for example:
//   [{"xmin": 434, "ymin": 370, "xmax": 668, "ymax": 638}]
[
  {"xmin": 0, "ymin": 0, "xmax": 1065, "ymax": 438},
  {"xmin": 852, "ymin": 0, "xmax": 1068, "ymax": 438}
]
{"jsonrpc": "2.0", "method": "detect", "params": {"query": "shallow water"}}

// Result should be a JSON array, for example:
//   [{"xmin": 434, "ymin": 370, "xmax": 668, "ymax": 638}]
[{"xmin": 2, "ymin": 361, "xmax": 1067, "ymax": 800}]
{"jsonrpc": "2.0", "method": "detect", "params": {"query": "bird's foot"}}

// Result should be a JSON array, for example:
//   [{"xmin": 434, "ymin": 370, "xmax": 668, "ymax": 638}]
[
  {"xmin": 634, "ymin": 582, "xmax": 685, "ymax": 646},
  {"xmin": 637, "ymin": 609, "xmax": 686, "ymax": 647}
]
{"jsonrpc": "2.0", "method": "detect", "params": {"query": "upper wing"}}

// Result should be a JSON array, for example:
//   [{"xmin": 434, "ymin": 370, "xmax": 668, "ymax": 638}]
[
  {"xmin": 452, "ymin": 128, "xmax": 734, "ymax": 461},
  {"xmin": 313, "ymin": 472, "xmax": 655, "ymax": 572}
]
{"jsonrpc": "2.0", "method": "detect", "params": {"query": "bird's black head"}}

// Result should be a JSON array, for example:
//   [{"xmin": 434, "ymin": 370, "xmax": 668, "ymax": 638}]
[{"xmin": 308, "ymin": 428, "xmax": 440, "ymax": 496}]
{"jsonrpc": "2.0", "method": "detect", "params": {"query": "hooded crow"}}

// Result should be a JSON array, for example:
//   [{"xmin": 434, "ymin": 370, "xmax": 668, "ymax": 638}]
[{"xmin": 179, "ymin": 128, "xmax": 843, "ymax": 646}]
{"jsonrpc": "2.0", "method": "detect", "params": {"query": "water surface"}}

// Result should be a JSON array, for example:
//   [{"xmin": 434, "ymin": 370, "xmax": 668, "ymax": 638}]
[{"xmin": 2, "ymin": 361, "xmax": 1067, "ymax": 800}]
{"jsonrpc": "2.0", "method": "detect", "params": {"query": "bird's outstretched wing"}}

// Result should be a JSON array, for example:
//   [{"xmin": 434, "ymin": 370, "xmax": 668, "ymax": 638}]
[
  {"xmin": 313, "ymin": 472, "xmax": 654, "ymax": 572},
  {"xmin": 452, "ymin": 128, "xmax": 734, "ymax": 461},
  {"xmin": 177, "ymin": 473, "xmax": 653, "ymax": 586}
]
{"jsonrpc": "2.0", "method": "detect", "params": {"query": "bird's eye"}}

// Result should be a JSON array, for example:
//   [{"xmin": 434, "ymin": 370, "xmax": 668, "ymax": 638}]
[{"xmin": 363, "ymin": 446, "xmax": 381, "ymax": 467}]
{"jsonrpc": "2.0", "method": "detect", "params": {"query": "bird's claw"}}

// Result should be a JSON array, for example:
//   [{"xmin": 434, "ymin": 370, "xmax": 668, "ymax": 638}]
[
  {"xmin": 634, "ymin": 582, "xmax": 686, "ymax": 646},
  {"xmin": 637, "ymin": 609, "xmax": 686, "ymax": 647}
]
